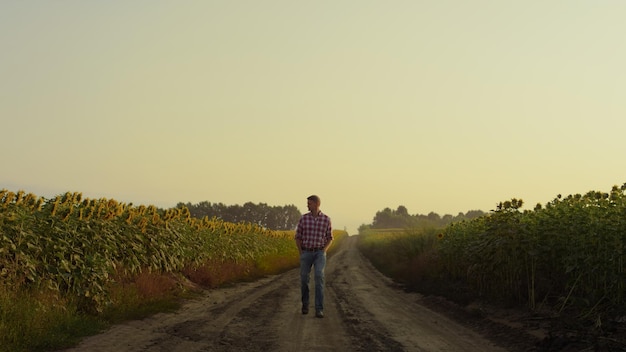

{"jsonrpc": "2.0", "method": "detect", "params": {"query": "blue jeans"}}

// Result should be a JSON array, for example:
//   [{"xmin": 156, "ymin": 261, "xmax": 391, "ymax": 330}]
[{"xmin": 300, "ymin": 250, "xmax": 326, "ymax": 311}]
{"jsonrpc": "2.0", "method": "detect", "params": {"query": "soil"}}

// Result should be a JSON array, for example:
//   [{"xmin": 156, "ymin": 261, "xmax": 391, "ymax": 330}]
[{"xmin": 60, "ymin": 236, "xmax": 625, "ymax": 352}]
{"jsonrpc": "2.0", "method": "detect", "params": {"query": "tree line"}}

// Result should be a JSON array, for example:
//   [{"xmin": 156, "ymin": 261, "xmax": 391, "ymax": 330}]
[
  {"xmin": 360, "ymin": 205, "xmax": 485, "ymax": 231},
  {"xmin": 178, "ymin": 201, "xmax": 301, "ymax": 231}
]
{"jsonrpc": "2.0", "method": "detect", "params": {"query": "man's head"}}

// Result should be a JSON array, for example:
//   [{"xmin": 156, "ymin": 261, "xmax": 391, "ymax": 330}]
[{"xmin": 307, "ymin": 195, "xmax": 321, "ymax": 213}]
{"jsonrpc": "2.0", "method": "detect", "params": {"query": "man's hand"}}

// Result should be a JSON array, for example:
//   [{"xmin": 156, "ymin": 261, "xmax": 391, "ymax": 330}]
[
  {"xmin": 295, "ymin": 239, "xmax": 302, "ymax": 255},
  {"xmin": 323, "ymin": 240, "xmax": 332, "ymax": 253}
]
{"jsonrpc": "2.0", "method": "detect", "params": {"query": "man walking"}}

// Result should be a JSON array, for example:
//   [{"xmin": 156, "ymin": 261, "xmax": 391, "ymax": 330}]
[{"xmin": 295, "ymin": 195, "xmax": 333, "ymax": 318}]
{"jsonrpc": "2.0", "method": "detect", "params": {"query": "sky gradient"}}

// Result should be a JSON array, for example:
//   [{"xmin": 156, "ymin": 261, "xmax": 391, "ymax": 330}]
[{"xmin": 2, "ymin": 1, "xmax": 625, "ymax": 233}]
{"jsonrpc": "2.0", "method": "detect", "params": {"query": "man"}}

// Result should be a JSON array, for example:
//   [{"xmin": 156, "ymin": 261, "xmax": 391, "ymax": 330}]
[{"xmin": 295, "ymin": 195, "xmax": 333, "ymax": 318}]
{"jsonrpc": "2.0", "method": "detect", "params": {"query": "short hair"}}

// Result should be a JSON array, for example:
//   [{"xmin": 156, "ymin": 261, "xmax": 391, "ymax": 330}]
[{"xmin": 307, "ymin": 195, "xmax": 320, "ymax": 204}]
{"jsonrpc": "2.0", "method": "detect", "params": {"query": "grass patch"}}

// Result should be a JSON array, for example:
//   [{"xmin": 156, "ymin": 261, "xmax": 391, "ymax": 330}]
[
  {"xmin": 357, "ymin": 227, "xmax": 440, "ymax": 280},
  {"xmin": 355, "ymin": 227, "xmax": 477, "ymax": 302},
  {"xmin": 0, "ymin": 287, "xmax": 106, "ymax": 352},
  {"xmin": 0, "ymin": 272, "xmax": 190, "ymax": 352}
]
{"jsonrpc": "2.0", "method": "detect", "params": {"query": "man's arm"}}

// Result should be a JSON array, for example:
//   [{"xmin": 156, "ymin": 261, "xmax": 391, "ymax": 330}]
[
  {"xmin": 295, "ymin": 238, "xmax": 303, "ymax": 254},
  {"xmin": 323, "ymin": 217, "xmax": 333, "ymax": 252},
  {"xmin": 295, "ymin": 219, "xmax": 303, "ymax": 254},
  {"xmin": 323, "ymin": 238, "xmax": 332, "ymax": 253}
]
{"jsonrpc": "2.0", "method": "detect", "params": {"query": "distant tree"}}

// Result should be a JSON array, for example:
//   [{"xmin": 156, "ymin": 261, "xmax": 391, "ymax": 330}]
[
  {"xmin": 427, "ymin": 211, "xmax": 441, "ymax": 222},
  {"xmin": 280, "ymin": 205, "xmax": 302, "ymax": 230},
  {"xmin": 372, "ymin": 207, "xmax": 394, "ymax": 228},
  {"xmin": 179, "ymin": 201, "xmax": 301, "ymax": 230},
  {"xmin": 372, "ymin": 206, "xmax": 412, "ymax": 228},
  {"xmin": 358, "ymin": 223, "xmax": 372, "ymax": 234},
  {"xmin": 464, "ymin": 210, "xmax": 486, "ymax": 219},
  {"xmin": 442, "ymin": 214, "xmax": 454, "ymax": 223},
  {"xmin": 396, "ymin": 205, "xmax": 409, "ymax": 217},
  {"xmin": 367, "ymin": 206, "xmax": 487, "ymax": 229}
]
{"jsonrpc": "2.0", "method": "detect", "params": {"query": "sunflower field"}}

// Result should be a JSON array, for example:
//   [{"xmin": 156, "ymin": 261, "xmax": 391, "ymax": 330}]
[
  {"xmin": 0, "ymin": 190, "xmax": 305, "ymax": 311},
  {"xmin": 439, "ymin": 183, "xmax": 626, "ymax": 319},
  {"xmin": 0, "ymin": 189, "xmax": 325, "ymax": 351},
  {"xmin": 357, "ymin": 183, "xmax": 626, "ymax": 345}
]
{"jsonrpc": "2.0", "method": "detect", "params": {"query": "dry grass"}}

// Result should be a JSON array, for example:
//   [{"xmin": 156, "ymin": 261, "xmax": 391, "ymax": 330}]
[
  {"xmin": 183, "ymin": 259, "xmax": 258, "ymax": 288},
  {"xmin": 134, "ymin": 271, "xmax": 179, "ymax": 298}
]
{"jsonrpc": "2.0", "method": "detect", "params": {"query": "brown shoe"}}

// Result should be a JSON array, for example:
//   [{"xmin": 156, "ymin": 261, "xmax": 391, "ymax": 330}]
[{"xmin": 302, "ymin": 306, "xmax": 309, "ymax": 315}]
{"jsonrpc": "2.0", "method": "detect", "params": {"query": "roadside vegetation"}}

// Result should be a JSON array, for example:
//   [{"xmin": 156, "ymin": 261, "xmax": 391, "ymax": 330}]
[
  {"xmin": 0, "ymin": 189, "xmax": 346, "ymax": 352},
  {"xmin": 357, "ymin": 182, "xmax": 626, "ymax": 349}
]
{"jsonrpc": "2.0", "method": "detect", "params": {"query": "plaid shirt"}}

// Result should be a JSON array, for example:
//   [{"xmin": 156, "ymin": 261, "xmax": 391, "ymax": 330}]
[{"xmin": 295, "ymin": 211, "xmax": 333, "ymax": 249}]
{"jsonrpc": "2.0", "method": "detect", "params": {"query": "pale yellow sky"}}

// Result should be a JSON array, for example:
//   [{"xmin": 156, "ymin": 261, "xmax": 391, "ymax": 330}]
[{"xmin": 2, "ymin": 1, "xmax": 625, "ymax": 233}]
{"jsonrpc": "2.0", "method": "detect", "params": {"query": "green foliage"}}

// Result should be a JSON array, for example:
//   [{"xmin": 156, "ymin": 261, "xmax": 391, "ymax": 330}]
[
  {"xmin": 439, "ymin": 184, "xmax": 626, "ymax": 319},
  {"xmin": 357, "ymin": 227, "xmax": 441, "ymax": 283},
  {"xmin": 0, "ymin": 189, "xmax": 306, "ymax": 351},
  {"xmin": 357, "ymin": 183, "xmax": 626, "ymax": 338},
  {"xmin": 0, "ymin": 286, "xmax": 105, "ymax": 352},
  {"xmin": 0, "ymin": 190, "xmax": 293, "ymax": 312}
]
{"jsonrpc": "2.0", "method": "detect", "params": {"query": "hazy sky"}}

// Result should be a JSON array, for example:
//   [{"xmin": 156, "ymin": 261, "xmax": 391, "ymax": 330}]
[{"xmin": 2, "ymin": 1, "xmax": 625, "ymax": 233}]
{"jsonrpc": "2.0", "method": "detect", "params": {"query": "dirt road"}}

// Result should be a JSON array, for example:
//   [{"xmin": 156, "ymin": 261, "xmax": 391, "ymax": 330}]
[{"xmin": 62, "ymin": 236, "xmax": 518, "ymax": 352}]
